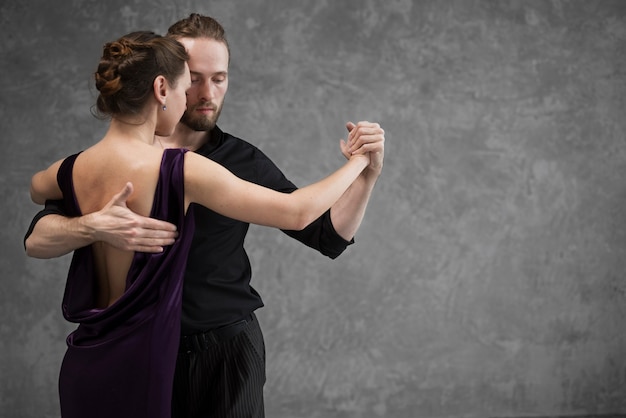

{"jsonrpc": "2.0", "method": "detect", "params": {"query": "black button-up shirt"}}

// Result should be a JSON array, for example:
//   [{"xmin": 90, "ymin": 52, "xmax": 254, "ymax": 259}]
[{"xmin": 182, "ymin": 126, "xmax": 352, "ymax": 333}]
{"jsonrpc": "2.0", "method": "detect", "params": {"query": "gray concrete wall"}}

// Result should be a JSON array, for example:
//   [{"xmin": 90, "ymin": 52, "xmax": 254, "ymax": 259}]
[{"xmin": 2, "ymin": 1, "xmax": 625, "ymax": 417}]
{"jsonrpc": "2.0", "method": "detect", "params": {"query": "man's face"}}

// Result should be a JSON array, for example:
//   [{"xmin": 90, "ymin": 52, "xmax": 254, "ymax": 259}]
[{"xmin": 178, "ymin": 37, "xmax": 229, "ymax": 131}]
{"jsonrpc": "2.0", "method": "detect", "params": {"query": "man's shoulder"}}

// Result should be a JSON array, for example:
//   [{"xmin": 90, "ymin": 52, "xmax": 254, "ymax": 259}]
[
  {"xmin": 212, "ymin": 126, "xmax": 271, "ymax": 160},
  {"xmin": 219, "ymin": 128, "xmax": 262, "ymax": 152},
  {"xmin": 211, "ymin": 126, "xmax": 290, "ymax": 185}
]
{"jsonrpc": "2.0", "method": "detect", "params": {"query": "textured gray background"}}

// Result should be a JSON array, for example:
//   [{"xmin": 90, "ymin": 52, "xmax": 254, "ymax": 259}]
[{"xmin": 2, "ymin": 1, "xmax": 626, "ymax": 417}]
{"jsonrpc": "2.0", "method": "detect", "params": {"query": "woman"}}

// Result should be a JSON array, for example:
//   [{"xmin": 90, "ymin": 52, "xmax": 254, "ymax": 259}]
[{"xmin": 30, "ymin": 31, "xmax": 370, "ymax": 418}]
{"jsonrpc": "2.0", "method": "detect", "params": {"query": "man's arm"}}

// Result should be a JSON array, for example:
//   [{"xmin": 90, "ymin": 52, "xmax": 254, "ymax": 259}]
[
  {"xmin": 330, "ymin": 121, "xmax": 384, "ymax": 241},
  {"xmin": 279, "ymin": 121, "xmax": 384, "ymax": 257},
  {"xmin": 25, "ymin": 183, "xmax": 178, "ymax": 259}
]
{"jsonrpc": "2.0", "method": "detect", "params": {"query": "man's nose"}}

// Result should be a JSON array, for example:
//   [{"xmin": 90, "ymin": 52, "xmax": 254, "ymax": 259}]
[{"xmin": 199, "ymin": 81, "xmax": 215, "ymax": 101}]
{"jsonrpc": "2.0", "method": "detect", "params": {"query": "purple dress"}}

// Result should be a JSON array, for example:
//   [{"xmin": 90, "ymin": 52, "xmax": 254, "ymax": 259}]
[{"xmin": 56, "ymin": 149, "xmax": 194, "ymax": 418}]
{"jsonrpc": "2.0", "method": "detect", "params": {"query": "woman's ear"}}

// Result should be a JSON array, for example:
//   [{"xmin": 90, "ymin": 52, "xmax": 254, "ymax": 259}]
[{"xmin": 153, "ymin": 75, "xmax": 168, "ymax": 107}]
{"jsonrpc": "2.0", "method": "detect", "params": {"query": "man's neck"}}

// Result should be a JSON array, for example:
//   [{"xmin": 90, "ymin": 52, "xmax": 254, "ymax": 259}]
[{"xmin": 156, "ymin": 124, "xmax": 210, "ymax": 151}]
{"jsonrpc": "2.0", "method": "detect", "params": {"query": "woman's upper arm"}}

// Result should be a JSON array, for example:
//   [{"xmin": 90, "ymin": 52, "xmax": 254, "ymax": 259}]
[
  {"xmin": 30, "ymin": 159, "xmax": 64, "ymax": 204},
  {"xmin": 184, "ymin": 152, "xmax": 300, "ymax": 229}
]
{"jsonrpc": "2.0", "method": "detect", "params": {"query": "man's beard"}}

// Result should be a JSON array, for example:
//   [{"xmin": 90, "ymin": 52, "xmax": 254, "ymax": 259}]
[{"xmin": 180, "ymin": 101, "xmax": 223, "ymax": 131}]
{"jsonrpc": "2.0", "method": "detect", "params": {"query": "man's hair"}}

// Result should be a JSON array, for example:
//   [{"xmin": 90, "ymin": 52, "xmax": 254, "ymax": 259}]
[{"xmin": 167, "ymin": 13, "xmax": 230, "ymax": 59}]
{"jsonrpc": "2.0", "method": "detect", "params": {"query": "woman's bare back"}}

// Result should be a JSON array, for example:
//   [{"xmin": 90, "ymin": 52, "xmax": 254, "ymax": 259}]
[{"xmin": 72, "ymin": 139, "xmax": 164, "ymax": 307}]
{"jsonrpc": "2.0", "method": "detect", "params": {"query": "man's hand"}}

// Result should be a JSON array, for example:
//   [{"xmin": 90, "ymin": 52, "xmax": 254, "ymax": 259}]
[
  {"xmin": 340, "ymin": 121, "xmax": 385, "ymax": 178},
  {"xmin": 83, "ymin": 182, "xmax": 178, "ymax": 253}
]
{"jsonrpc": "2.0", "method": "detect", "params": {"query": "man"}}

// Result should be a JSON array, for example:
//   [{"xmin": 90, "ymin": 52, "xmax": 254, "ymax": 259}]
[{"xmin": 25, "ymin": 13, "xmax": 384, "ymax": 418}]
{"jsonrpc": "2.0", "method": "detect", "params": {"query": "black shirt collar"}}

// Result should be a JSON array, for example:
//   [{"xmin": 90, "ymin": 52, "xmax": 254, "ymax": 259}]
[{"xmin": 195, "ymin": 125, "xmax": 224, "ymax": 155}]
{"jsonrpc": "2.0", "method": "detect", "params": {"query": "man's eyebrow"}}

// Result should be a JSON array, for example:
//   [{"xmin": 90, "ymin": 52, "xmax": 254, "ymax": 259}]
[{"xmin": 190, "ymin": 70, "xmax": 228, "ymax": 77}]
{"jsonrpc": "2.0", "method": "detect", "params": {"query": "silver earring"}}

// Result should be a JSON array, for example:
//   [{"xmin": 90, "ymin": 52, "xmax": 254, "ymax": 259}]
[{"xmin": 162, "ymin": 104, "xmax": 167, "ymax": 111}]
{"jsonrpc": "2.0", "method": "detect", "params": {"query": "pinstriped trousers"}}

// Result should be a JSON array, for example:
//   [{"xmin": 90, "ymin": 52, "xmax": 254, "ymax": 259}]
[{"xmin": 171, "ymin": 314, "xmax": 266, "ymax": 418}]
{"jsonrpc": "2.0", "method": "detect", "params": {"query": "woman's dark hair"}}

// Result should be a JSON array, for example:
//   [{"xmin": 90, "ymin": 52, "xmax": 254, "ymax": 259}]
[{"xmin": 94, "ymin": 31, "xmax": 189, "ymax": 116}]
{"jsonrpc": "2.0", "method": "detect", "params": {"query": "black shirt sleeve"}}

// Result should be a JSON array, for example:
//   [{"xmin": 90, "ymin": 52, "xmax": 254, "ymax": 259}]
[
  {"xmin": 23, "ymin": 199, "xmax": 67, "ymax": 248},
  {"xmin": 252, "ymin": 147, "xmax": 354, "ymax": 259},
  {"xmin": 282, "ymin": 209, "xmax": 354, "ymax": 259}
]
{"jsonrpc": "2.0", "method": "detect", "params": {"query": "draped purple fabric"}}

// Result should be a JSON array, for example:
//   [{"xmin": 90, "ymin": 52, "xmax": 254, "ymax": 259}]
[{"xmin": 55, "ymin": 149, "xmax": 194, "ymax": 418}]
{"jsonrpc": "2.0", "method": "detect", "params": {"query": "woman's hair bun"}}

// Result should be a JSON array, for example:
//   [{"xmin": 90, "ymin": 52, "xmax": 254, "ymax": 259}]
[
  {"xmin": 95, "ymin": 39, "xmax": 140, "ymax": 97},
  {"xmin": 103, "ymin": 38, "xmax": 136, "ymax": 61}
]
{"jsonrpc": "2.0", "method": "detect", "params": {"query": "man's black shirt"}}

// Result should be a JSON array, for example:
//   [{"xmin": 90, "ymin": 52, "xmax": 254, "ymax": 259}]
[{"xmin": 182, "ymin": 126, "xmax": 352, "ymax": 332}]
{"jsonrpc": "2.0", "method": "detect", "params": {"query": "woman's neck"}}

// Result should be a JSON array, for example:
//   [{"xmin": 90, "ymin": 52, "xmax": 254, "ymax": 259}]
[
  {"xmin": 107, "ymin": 114, "xmax": 157, "ymax": 145},
  {"xmin": 155, "ymin": 123, "xmax": 209, "ymax": 151}
]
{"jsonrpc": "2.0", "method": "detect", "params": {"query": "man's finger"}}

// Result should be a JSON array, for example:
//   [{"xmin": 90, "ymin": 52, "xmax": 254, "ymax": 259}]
[
  {"xmin": 141, "ymin": 217, "xmax": 178, "ymax": 232},
  {"xmin": 128, "ymin": 244, "xmax": 166, "ymax": 253},
  {"xmin": 350, "ymin": 134, "xmax": 384, "ymax": 153},
  {"xmin": 111, "ymin": 182, "xmax": 134, "ymax": 207}
]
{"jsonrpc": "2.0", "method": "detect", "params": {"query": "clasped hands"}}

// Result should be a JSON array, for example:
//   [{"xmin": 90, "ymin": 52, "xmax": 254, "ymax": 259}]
[{"xmin": 341, "ymin": 121, "xmax": 385, "ymax": 177}]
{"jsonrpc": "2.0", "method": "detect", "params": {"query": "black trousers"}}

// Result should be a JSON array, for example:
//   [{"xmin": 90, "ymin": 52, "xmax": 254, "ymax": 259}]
[{"xmin": 171, "ymin": 313, "xmax": 266, "ymax": 418}]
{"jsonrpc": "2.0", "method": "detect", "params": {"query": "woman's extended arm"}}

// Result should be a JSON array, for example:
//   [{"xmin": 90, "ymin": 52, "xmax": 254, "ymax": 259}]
[{"xmin": 185, "ymin": 152, "xmax": 370, "ymax": 231}]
